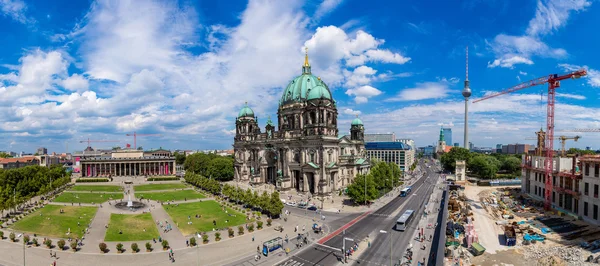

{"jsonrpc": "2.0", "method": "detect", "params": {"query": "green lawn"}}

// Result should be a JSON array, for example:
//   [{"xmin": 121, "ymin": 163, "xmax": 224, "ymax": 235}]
[
  {"xmin": 134, "ymin": 183, "xmax": 188, "ymax": 191},
  {"xmin": 11, "ymin": 205, "xmax": 97, "ymax": 238},
  {"xmin": 104, "ymin": 213, "xmax": 159, "ymax": 241},
  {"xmin": 54, "ymin": 192, "xmax": 123, "ymax": 204},
  {"xmin": 163, "ymin": 200, "xmax": 248, "ymax": 235},
  {"xmin": 69, "ymin": 185, "xmax": 123, "ymax": 192},
  {"xmin": 136, "ymin": 190, "xmax": 205, "ymax": 202}
]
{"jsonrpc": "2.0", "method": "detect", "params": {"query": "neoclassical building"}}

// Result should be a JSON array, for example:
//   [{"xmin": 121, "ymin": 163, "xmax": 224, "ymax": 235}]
[{"xmin": 233, "ymin": 51, "xmax": 370, "ymax": 195}]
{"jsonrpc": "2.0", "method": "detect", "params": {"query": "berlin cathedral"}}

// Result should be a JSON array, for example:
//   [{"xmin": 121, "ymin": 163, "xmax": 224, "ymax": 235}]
[{"xmin": 233, "ymin": 50, "xmax": 370, "ymax": 196}]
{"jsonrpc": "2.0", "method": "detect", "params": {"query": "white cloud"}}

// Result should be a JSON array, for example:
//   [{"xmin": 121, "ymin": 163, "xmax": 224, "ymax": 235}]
[
  {"xmin": 61, "ymin": 74, "xmax": 89, "ymax": 92},
  {"xmin": 556, "ymin": 93, "xmax": 586, "ymax": 100},
  {"xmin": 0, "ymin": 0, "xmax": 33, "ymax": 24},
  {"xmin": 487, "ymin": 0, "xmax": 589, "ymax": 68},
  {"xmin": 345, "ymin": 85, "xmax": 382, "ymax": 104},
  {"xmin": 0, "ymin": 0, "xmax": 410, "ymax": 151},
  {"xmin": 387, "ymin": 81, "xmax": 452, "ymax": 101},
  {"xmin": 526, "ymin": 0, "xmax": 591, "ymax": 36},
  {"xmin": 519, "ymin": 71, "xmax": 528, "ymax": 76},
  {"xmin": 304, "ymin": 26, "xmax": 410, "ymax": 73},
  {"xmin": 313, "ymin": 0, "xmax": 344, "ymax": 22},
  {"xmin": 558, "ymin": 63, "xmax": 600, "ymax": 87},
  {"xmin": 488, "ymin": 55, "xmax": 534, "ymax": 68},
  {"xmin": 342, "ymin": 108, "xmax": 361, "ymax": 116}
]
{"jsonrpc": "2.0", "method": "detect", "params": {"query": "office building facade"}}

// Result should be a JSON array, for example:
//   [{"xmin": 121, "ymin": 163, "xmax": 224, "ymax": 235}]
[
  {"xmin": 365, "ymin": 133, "xmax": 395, "ymax": 143},
  {"xmin": 366, "ymin": 142, "xmax": 415, "ymax": 171}
]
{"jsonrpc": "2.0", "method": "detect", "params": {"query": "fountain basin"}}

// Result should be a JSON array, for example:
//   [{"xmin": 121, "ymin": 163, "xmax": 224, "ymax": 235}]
[{"xmin": 115, "ymin": 201, "xmax": 146, "ymax": 210}]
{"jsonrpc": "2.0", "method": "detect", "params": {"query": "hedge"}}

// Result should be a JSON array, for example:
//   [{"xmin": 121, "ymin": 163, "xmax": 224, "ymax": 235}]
[
  {"xmin": 147, "ymin": 177, "xmax": 180, "ymax": 181},
  {"xmin": 76, "ymin": 178, "xmax": 109, "ymax": 183}
]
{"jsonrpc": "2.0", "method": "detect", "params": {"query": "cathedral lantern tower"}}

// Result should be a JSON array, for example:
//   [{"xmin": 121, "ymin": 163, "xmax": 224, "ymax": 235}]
[
  {"xmin": 235, "ymin": 102, "xmax": 260, "ymax": 141},
  {"xmin": 350, "ymin": 116, "xmax": 364, "ymax": 141}
]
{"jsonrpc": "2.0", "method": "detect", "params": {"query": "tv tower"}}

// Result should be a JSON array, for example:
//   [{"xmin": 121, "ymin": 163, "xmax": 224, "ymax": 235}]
[{"xmin": 462, "ymin": 46, "xmax": 472, "ymax": 149}]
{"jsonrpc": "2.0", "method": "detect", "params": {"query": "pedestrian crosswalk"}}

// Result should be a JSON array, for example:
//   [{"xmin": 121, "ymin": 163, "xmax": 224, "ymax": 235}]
[{"xmin": 277, "ymin": 259, "xmax": 305, "ymax": 266}]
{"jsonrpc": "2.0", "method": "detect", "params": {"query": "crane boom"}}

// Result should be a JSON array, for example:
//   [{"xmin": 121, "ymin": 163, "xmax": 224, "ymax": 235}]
[
  {"xmin": 125, "ymin": 132, "xmax": 163, "ymax": 150},
  {"xmin": 473, "ymin": 69, "xmax": 587, "ymax": 210},
  {"xmin": 79, "ymin": 138, "xmax": 119, "ymax": 148}
]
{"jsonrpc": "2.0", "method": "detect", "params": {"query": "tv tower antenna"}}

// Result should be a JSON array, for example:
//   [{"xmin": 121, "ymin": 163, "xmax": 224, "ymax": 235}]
[{"xmin": 462, "ymin": 46, "xmax": 472, "ymax": 149}]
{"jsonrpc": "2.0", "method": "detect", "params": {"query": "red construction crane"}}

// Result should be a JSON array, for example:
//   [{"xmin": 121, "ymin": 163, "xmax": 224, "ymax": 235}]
[
  {"xmin": 557, "ymin": 128, "xmax": 600, "ymax": 133},
  {"xmin": 474, "ymin": 69, "xmax": 587, "ymax": 210},
  {"xmin": 125, "ymin": 132, "xmax": 163, "ymax": 150},
  {"xmin": 79, "ymin": 138, "xmax": 120, "ymax": 148}
]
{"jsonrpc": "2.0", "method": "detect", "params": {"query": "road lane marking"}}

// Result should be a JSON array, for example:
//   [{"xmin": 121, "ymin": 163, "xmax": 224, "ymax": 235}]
[{"xmin": 317, "ymin": 210, "xmax": 371, "ymax": 244}]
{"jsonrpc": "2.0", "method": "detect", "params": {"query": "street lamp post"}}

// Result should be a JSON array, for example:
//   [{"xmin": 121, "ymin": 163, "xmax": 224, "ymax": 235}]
[
  {"xmin": 380, "ymin": 230, "xmax": 392, "ymax": 266},
  {"xmin": 342, "ymin": 237, "xmax": 354, "ymax": 263}
]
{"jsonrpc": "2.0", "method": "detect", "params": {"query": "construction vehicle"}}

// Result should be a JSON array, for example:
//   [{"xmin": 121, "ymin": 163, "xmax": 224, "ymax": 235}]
[{"xmin": 474, "ymin": 69, "xmax": 587, "ymax": 210}]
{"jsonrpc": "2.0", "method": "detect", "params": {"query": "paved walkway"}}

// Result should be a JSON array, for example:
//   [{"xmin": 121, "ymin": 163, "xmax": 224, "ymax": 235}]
[{"xmin": 408, "ymin": 175, "xmax": 445, "ymax": 265}]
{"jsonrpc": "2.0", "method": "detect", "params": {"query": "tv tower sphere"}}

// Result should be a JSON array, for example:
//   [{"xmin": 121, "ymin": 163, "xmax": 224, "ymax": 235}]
[{"xmin": 462, "ymin": 84, "xmax": 471, "ymax": 98}]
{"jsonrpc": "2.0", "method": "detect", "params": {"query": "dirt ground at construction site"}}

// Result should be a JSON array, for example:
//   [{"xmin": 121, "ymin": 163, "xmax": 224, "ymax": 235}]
[{"xmin": 446, "ymin": 184, "xmax": 600, "ymax": 266}]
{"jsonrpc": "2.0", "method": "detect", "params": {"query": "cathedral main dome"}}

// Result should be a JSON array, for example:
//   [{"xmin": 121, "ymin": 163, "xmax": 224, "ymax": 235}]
[{"xmin": 280, "ymin": 49, "xmax": 333, "ymax": 106}]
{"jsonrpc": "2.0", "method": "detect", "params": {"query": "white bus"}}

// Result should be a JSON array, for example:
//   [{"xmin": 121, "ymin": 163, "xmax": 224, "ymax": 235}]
[
  {"xmin": 400, "ymin": 187, "xmax": 411, "ymax": 197},
  {"xmin": 395, "ymin": 210, "xmax": 415, "ymax": 231}
]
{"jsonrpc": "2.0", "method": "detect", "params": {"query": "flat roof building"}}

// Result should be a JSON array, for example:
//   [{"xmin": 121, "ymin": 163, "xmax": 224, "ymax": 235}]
[{"xmin": 366, "ymin": 142, "xmax": 415, "ymax": 171}]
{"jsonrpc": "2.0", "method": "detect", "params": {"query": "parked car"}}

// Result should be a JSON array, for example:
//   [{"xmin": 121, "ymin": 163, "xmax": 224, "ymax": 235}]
[
  {"xmin": 298, "ymin": 202, "xmax": 308, "ymax": 209},
  {"xmin": 286, "ymin": 201, "xmax": 297, "ymax": 207},
  {"xmin": 307, "ymin": 205, "xmax": 318, "ymax": 211}
]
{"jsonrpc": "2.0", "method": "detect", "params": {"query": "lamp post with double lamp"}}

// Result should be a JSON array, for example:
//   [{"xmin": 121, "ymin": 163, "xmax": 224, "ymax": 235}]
[
  {"xmin": 342, "ymin": 237, "xmax": 354, "ymax": 263},
  {"xmin": 380, "ymin": 230, "xmax": 392, "ymax": 266}
]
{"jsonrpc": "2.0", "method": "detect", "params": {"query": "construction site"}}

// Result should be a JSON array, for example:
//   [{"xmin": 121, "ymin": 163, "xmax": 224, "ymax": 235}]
[{"xmin": 442, "ymin": 67, "xmax": 600, "ymax": 266}]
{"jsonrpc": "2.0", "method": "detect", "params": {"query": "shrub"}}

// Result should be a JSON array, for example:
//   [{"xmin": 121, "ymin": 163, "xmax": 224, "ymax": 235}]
[
  {"xmin": 70, "ymin": 241, "xmax": 77, "ymax": 251},
  {"xmin": 131, "ymin": 243, "xmax": 138, "ymax": 253},
  {"xmin": 238, "ymin": 225, "xmax": 244, "ymax": 235},
  {"xmin": 189, "ymin": 237, "xmax": 196, "ymax": 247},
  {"xmin": 9, "ymin": 232, "xmax": 15, "ymax": 242},
  {"xmin": 0, "ymin": 231, "xmax": 3, "ymax": 239},
  {"xmin": 32, "ymin": 238, "xmax": 38, "ymax": 246},
  {"xmin": 145, "ymin": 242, "xmax": 152, "ymax": 251},
  {"xmin": 76, "ymin": 178, "xmax": 109, "ymax": 183},
  {"xmin": 23, "ymin": 234, "xmax": 29, "ymax": 244},
  {"xmin": 267, "ymin": 218, "xmax": 272, "ymax": 226},
  {"xmin": 162, "ymin": 240, "xmax": 169, "ymax": 249},
  {"xmin": 99, "ymin": 242, "xmax": 107, "ymax": 253},
  {"xmin": 45, "ymin": 239, "xmax": 52, "ymax": 248},
  {"xmin": 257, "ymin": 221, "xmax": 263, "ymax": 229},
  {"xmin": 57, "ymin": 239, "xmax": 66, "ymax": 250},
  {"xmin": 228, "ymin": 227, "xmax": 234, "ymax": 238},
  {"xmin": 248, "ymin": 224, "xmax": 255, "ymax": 232},
  {"xmin": 202, "ymin": 234, "xmax": 209, "ymax": 244},
  {"xmin": 215, "ymin": 232, "xmax": 221, "ymax": 241},
  {"xmin": 116, "ymin": 243, "xmax": 123, "ymax": 252}
]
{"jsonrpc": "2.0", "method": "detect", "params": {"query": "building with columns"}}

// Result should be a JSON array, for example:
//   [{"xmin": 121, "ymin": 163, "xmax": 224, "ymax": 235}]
[
  {"xmin": 233, "ymin": 51, "xmax": 370, "ymax": 195},
  {"xmin": 75, "ymin": 148, "xmax": 175, "ymax": 177}
]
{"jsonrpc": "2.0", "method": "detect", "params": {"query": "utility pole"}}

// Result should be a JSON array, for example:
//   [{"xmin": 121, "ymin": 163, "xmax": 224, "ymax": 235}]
[{"xmin": 380, "ymin": 230, "xmax": 392, "ymax": 266}]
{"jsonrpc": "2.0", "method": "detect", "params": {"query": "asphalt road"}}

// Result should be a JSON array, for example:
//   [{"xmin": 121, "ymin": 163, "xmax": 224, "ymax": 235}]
[{"xmin": 276, "ymin": 160, "xmax": 441, "ymax": 266}]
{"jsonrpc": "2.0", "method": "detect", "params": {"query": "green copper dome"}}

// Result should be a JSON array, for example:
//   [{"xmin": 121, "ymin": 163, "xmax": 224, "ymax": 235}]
[
  {"xmin": 280, "ymin": 49, "xmax": 333, "ymax": 105},
  {"xmin": 351, "ymin": 117, "xmax": 363, "ymax": 126},
  {"xmin": 238, "ymin": 103, "xmax": 255, "ymax": 118}
]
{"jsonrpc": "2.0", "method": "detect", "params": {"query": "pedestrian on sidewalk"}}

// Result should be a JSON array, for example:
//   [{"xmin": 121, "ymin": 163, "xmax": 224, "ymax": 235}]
[{"xmin": 252, "ymin": 235, "xmax": 254, "ymax": 242}]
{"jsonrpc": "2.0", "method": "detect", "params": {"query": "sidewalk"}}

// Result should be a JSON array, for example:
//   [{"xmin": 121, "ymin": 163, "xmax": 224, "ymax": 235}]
[{"xmin": 408, "ymin": 175, "xmax": 445, "ymax": 266}]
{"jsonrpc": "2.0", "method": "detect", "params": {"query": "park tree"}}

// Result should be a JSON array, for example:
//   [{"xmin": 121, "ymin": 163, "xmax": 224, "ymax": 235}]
[
  {"xmin": 347, "ymin": 174, "xmax": 378, "ymax": 204},
  {"xmin": 259, "ymin": 191, "xmax": 270, "ymax": 211},
  {"xmin": 388, "ymin": 162, "xmax": 402, "ymax": 187},
  {"xmin": 206, "ymin": 157, "xmax": 234, "ymax": 181},
  {"xmin": 369, "ymin": 161, "xmax": 392, "ymax": 191},
  {"xmin": 469, "ymin": 155, "xmax": 500, "ymax": 179},
  {"xmin": 502, "ymin": 156, "xmax": 522, "ymax": 174},
  {"xmin": 183, "ymin": 153, "xmax": 214, "ymax": 175},
  {"xmin": 268, "ymin": 191, "xmax": 284, "ymax": 217},
  {"xmin": 0, "ymin": 152, "xmax": 11, "ymax": 158},
  {"xmin": 173, "ymin": 152, "xmax": 186, "ymax": 165},
  {"xmin": 440, "ymin": 147, "xmax": 472, "ymax": 172},
  {"xmin": 567, "ymin": 148, "xmax": 596, "ymax": 155}
]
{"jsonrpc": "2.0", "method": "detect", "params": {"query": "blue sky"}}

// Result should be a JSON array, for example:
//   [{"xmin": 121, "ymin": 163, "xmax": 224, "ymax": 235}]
[{"xmin": 1, "ymin": 0, "xmax": 600, "ymax": 153}]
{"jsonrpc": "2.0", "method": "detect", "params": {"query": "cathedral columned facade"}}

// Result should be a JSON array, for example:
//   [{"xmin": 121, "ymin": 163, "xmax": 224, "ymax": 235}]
[{"xmin": 233, "ymin": 51, "xmax": 370, "ymax": 195}]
